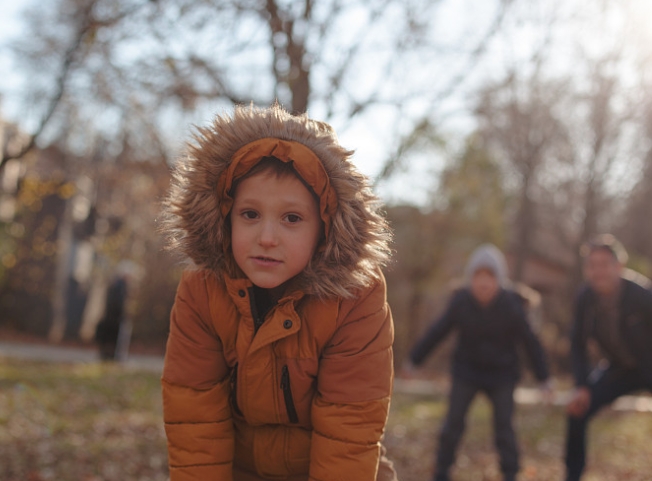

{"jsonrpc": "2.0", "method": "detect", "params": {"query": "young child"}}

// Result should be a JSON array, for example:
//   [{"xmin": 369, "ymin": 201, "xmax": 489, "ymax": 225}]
[
  {"xmin": 160, "ymin": 104, "xmax": 396, "ymax": 481},
  {"xmin": 405, "ymin": 244, "xmax": 550, "ymax": 481}
]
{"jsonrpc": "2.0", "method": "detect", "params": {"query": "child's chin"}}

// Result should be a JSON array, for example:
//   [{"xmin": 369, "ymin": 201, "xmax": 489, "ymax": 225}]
[{"xmin": 252, "ymin": 279, "xmax": 285, "ymax": 290}]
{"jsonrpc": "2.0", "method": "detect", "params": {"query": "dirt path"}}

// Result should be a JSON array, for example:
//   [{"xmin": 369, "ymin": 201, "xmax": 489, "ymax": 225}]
[{"xmin": 0, "ymin": 341, "xmax": 164, "ymax": 372}]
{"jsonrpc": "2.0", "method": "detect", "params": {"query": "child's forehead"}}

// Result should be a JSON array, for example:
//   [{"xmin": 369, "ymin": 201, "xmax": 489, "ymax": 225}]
[
  {"xmin": 233, "ymin": 169, "xmax": 319, "ymax": 205},
  {"xmin": 472, "ymin": 267, "xmax": 497, "ymax": 278},
  {"xmin": 236, "ymin": 166, "xmax": 304, "ymax": 189}
]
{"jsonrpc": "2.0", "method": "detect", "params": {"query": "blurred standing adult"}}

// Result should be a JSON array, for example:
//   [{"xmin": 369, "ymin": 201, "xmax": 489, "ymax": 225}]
[
  {"xmin": 564, "ymin": 234, "xmax": 652, "ymax": 481},
  {"xmin": 94, "ymin": 261, "xmax": 135, "ymax": 360}
]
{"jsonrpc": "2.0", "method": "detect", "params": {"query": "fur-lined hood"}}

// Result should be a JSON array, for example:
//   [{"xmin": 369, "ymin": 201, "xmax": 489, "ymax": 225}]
[{"xmin": 162, "ymin": 104, "xmax": 392, "ymax": 299}]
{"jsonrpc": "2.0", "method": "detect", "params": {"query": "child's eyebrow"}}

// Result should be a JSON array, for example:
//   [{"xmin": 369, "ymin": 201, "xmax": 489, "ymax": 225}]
[{"xmin": 235, "ymin": 196, "xmax": 314, "ymax": 210}]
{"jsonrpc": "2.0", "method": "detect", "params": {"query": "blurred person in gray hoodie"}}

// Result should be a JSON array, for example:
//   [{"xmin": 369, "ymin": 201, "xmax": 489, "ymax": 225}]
[{"xmin": 406, "ymin": 244, "xmax": 550, "ymax": 481}]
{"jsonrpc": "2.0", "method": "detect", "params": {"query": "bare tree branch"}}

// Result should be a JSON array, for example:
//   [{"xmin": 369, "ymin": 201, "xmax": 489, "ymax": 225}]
[
  {"xmin": 0, "ymin": 0, "xmax": 147, "ymax": 172},
  {"xmin": 374, "ymin": 0, "xmax": 514, "ymax": 185},
  {"xmin": 0, "ymin": 4, "xmax": 93, "ymax": 171}
]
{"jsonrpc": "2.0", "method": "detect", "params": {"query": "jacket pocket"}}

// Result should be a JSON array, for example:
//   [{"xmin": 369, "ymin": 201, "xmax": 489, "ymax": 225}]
[
  {"xmin": 230, "ymin": 363, "xmax": 244, "ymax": 417},
  {"xmin": 280, "ymin": 365, "xmax": 299, "ymax": 423}
]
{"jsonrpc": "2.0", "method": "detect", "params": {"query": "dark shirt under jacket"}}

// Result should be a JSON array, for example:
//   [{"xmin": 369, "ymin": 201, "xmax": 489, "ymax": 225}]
[{"xmin": 570, "ymin": 277, "xmax": 652, "ymax": 387}]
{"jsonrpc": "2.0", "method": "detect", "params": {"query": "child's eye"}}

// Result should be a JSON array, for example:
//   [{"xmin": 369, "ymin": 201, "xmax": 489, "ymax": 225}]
[
  {"xmin": 285, "ymin": 214, "xmax": 302, "ymax": 223},
  {"xmin": 241, "ymin": 210, "xmax": 259, "ymax": 220}
]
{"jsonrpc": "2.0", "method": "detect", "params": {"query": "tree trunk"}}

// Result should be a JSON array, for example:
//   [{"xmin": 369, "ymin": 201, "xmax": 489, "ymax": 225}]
[
  {"xmin": 290, "ymin": 67, "xmax": 310, "ymax": 114},
  {"xmin": 48, "ymin": 200, "xmax": 74, "ymax": 343},
  {"xmin": 571, "ymin": 178, "xmax": 599, "ymax": 289},
  {"xmin": 513, "ymin": 173, "xmax": 535, "ymax": 282}
]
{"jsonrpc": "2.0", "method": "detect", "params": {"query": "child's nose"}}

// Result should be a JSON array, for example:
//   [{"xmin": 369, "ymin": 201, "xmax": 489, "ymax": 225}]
[{"xmin": 258, "ymin": 220, "xmax": 279, "ymax": 246}]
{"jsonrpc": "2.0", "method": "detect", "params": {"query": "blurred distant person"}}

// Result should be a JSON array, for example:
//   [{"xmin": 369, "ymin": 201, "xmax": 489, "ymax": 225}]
[
  {"xmin": 564, "ymin": 235, "xmax": 652, "ymax": 481},
  {"xmin": 405, "ymin": 244, "xmax": 550, "ymax": 481},
  {"xmin": 95, "ymin": 261, "xmax": 134, "ymax": 361}
]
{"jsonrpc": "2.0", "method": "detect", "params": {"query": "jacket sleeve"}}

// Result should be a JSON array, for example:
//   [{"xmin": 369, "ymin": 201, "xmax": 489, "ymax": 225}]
[
  {"xmin": 570, "ymin": 287, "xmax": 591, "ymax": 387},
  {"xmin": 309, "ymin": 275, "xmax": 394, "ymax": 481},
  {"xmin": 408, "ymin": 291, "xmax": 459, "ymax": 366},
  {"xmin": 641, "ymin": 284, "xmax": 652, "ymax": 327},
  {"xmin": 512, "ymin": 294, "xmax": 549, "ymax": 382},
  {"xmin": 162, "ymin": 270, "xmax": 234, "ymax": 481}
]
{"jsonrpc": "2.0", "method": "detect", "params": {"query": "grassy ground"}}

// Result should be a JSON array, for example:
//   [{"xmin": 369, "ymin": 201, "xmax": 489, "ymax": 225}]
[
  {"xmin": 0, "ymin": 358, "xmax": 167, "ymax": 481},
  {"xmin": 386, "ymin": 391, "xmax": 652, "ymax": 481},
  {"xmin": 1, "ymin": 358, "xmax": 651, "ymax": 481}
]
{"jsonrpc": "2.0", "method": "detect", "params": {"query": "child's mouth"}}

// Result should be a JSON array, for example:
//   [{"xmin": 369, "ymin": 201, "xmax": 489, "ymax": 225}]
[{"xmin": 253, "ymin": 256, "xmax": 281, "ymax": 265}]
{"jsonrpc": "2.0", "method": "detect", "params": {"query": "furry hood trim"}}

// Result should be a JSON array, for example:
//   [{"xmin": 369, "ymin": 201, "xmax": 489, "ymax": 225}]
[{"xmin": 161, "ymin": 104, "xmax": 392, "ymax": 299}]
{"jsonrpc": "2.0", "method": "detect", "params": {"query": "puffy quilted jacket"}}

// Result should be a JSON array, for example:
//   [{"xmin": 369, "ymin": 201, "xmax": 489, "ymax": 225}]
[
  {"xmin": 163, "ymin": 270, "xmax": 393, "ymax": 480},
  {"xmin": 160, "ymin": 105, "xmax": 394, "ymax": 480}
]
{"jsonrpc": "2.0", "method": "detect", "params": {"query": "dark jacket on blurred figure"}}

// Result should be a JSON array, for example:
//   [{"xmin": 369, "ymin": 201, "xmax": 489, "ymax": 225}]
[
  {"xmin": 409, "ymin": 243, "xmax": 549, "ymax": 387},
  {"xmin": 570, "ymin": 274, "xmax": 652, "ymax": 387},
  {"xmin": 409, "ymin": 287, "xmax": 549, "ymax": 386}
]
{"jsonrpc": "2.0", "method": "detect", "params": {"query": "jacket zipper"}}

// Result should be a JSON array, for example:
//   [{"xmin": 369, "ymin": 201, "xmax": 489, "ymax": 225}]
[
  {"xmin": 280, "ymin": 365, "xmax": 299, "ymax": 423},
  {"xmin": 230, "ymin": 363, "xmax": 244, "ymax": 417}
]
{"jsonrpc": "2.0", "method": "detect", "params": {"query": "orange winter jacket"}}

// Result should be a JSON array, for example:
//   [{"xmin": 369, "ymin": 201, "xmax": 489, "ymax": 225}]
[
  {"xmin": 162, "ymin": 269, "xmax": 393, "ymax": 480},
  {"xmin": 160, "ymin": 105, "xmax": 394, "ymax": 480}
]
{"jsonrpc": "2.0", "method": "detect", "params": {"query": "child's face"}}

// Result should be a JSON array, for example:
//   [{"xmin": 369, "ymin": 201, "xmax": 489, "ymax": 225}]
[
  {"xmin": 470, "ymin": 268, "xmax": 499, "ymax": 307},
  {"xmin": 231, "ymin": 170, "xmax": 321, "ymax": 290}
]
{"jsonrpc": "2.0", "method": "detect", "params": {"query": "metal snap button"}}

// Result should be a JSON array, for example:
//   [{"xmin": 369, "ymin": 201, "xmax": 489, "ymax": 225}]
[{"xmin": 283, "ymin": 319, "xmax": 293, "ymax": 329}]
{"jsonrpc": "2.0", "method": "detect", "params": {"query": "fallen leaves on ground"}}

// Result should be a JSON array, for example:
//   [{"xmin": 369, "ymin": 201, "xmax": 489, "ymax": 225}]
[
  {"xmin": 385, "ymin": 390, "xmax": 652, "ymax": 481},
  {"xmin": 1, "ymin": 359, "xmax": 651, "ymax": 481},
  {"xmin": 0, "ymin": 358, "xmax": 167, "ymax": 481}
]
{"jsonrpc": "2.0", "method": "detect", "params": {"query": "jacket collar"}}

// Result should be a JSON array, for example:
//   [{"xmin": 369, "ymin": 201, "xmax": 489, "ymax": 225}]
[{"xmin": 223, "ymin": 275, "xmax": 305, "ymax": 313}]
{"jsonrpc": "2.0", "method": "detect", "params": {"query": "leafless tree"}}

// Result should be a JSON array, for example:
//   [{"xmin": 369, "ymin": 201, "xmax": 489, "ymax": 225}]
[
  {"xmin": 612, "ymin": 95, "xmax": 652, "ymax": 268},
  {"xmin": 2, "ymin": 0, "xmax": 524, "ymax": 342},
  {"xmin": 473, "ymin": 72, "xmax": 570, "ymax": 282},
  {"xmin": 2, "ymin": 0, "xmax": 521, "ymax": 175}
]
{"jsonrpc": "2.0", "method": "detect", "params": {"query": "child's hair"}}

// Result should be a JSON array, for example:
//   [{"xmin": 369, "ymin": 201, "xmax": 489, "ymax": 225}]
[
  {"xmin": 161, "ymin": 104, "xmax": 392, "ymax": 299},
  {"xmin": 580, "ymin": 234, "xmax": 628, "ymax": 265},
  {"xmin": 229, "ymin": 155, "xmax": 320, "ymax": 205},
  {"xmin": 232, "ymin": 155, "xmax": 296, "ymax": 182}
]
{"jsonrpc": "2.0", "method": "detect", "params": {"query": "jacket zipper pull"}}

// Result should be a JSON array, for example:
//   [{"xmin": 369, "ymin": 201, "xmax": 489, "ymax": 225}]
[
  {"xmin": 280, "ymin": 365, "xmax": 299, "ymax": 424},
  {"xmin": 230, "ymin": 363, "xmax": 244, "ymax": 417}
]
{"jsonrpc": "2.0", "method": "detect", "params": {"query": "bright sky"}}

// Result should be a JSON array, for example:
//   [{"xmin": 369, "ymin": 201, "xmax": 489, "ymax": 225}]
[
  {"xmin": 2, "ymin": 0, "xmax": 650, "ymax": 205},
  {"xmin": 0, "ymin": 0, "xmax": 465, "ymax": 205},
  {"xmin": 0, "ymin": 0, "xmax": 28, "ymax": 115}
]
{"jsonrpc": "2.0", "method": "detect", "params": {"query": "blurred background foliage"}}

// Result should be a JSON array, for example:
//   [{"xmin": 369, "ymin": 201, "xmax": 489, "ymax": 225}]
[{"xmin": 1, "ymin": 0, "xmax": 652, "ymax": 373}]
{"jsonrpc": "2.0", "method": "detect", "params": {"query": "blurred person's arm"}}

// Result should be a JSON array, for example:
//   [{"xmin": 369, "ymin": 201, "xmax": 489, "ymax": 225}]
[
  {"xmin": 569, "ymin": 288, "xmax": 592, "ymax": 387},
  {"xmin": 407, "ymin": 291, "xmax": 460, "ymax": 367},
  {"xmin": 512, "ymin": 292, "xmax": 549, "ymax": 383},
  {"xmin": 567, "ymin": 288, "xmax": 592, "ymax": 417}
]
